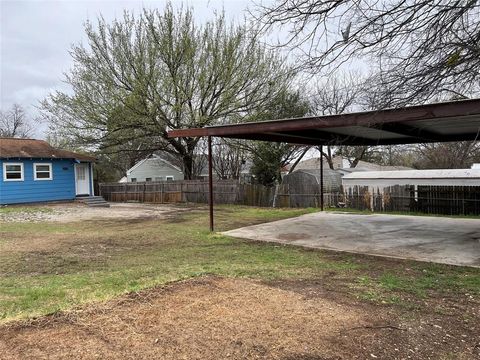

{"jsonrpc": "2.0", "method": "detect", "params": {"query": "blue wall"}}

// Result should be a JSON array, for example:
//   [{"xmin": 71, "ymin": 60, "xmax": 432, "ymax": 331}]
[{"xmin": 0, "ymin": 159, "xmax": 87, "ymax": 205}]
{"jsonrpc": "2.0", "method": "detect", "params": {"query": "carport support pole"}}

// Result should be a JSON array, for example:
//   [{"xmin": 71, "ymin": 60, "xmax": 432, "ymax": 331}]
[
  {"xmin": 319, "ymin": 146, "xmax": 324, "ymax": 211},
  {"xmin": 208, "ymin": 136, "xmax": 214, "ymax": 231}
]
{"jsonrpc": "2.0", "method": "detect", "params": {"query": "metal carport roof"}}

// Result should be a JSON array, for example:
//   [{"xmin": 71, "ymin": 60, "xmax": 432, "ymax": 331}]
[
  {"xmin": 168, "ymin": 98, "xmax": 480, "ymax": 145},
  {"xmin": 168, "ymin": 98, "xmax": 480, "ymax": 231}
]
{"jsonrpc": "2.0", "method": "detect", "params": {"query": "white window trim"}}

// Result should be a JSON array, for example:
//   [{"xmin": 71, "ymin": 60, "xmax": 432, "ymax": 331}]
[
  {"xmin": 33, "ymin": 163, "xmax": 53, "ymax": 181},
  {"xmin": 166, "ymin": 176, "xmax": 174, "ymax": 181},
  {"xmin": 3, "ymin": 162, "xmax": 24, "ymax": 182}
]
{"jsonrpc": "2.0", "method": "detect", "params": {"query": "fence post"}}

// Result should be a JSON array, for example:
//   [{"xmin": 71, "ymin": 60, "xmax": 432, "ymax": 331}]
[
  {"xmin": 288, "ymin": 184, "xmax": 291, "ymax": 208},
  {"xmin": 318, "ymin": 145, "xmax": 324, "ymax": 211},
  {"xmin": 272, "ymin": 185, "xmax": 277, "ymax": 208},
  {"xmin": 124, "ymin": 183, "xmax": 127, "ymax": 202},
  {"xmin": 208, "ymin": 136, "xmax": 214, "ymax": 231}
]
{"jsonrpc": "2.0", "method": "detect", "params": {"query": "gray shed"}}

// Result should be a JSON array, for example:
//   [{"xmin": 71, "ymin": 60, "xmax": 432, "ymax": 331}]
[{"xmin": 282, "ymin": 169, "xmax": 342, "ymax": 207}]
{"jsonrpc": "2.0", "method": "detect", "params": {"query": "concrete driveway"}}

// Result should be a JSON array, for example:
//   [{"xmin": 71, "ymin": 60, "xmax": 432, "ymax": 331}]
[{"xmin": 223, "ymin": 212, "xmax": 480, "ymax": 267}]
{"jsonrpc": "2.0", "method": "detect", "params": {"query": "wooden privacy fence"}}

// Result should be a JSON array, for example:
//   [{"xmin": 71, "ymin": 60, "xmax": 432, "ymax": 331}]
[
  {"xmin": 99, "ymin": 181, "xmax": 234, "ymax": 204},
  {"xmin": 99, "ymin": 181, "xmax": 480, "ymax": 215},
  {"xmin": 345, "ymin": 185, "xmax": 480, "ymax": 215},
  {"xmin": 99, "ymin": 180, "xmax": 342, "ymax": 208}
]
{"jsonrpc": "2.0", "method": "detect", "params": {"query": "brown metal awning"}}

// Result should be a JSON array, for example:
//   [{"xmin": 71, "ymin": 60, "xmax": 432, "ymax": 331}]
[
  {"xmin": 168, "ymin": 98, "xmax": 480, "ymax": 145},
  {"xmin": 168, "ymin": 98, "xmax": 480, "ymax": 231}
]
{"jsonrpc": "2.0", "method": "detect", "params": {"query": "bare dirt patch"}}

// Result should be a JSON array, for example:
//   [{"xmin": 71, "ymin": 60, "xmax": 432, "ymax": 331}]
[
  {"xmin": 0, "ymin": 203, "xmax": 191, "ymax": 223},
  {"xmin": 1, "ymin": 277, "xmax": 478, "ymax": 360}
]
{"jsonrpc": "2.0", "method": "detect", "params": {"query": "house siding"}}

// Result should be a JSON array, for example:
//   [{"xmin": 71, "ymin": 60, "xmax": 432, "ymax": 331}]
[
  {"xmin": 342, "ymin": 169, "xmax": 480, "ymax": 189},
  {"xmin": 127, "ymin": 157, "xmax": 184, "ymax": 182},
  {"xmin": 0, "ymin": 159, "xmax": 78, "ymax": 204}
]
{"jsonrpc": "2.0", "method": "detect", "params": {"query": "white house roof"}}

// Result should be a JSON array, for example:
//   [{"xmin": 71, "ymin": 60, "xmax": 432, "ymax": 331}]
[
  {"xmin": 353, "ymin": 160, "xmax": 412, "ymax": 171},
  {"xmin": 343, "ymin": 169, "xmax": 480, "ymax": 180},
  {"xmin": 126, "ymin": 154, "xmax": 183, "ymax": 175}
]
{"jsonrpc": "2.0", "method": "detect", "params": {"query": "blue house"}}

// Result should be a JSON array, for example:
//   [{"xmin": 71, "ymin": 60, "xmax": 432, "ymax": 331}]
[{"xmin": 0, "ymin": 138, "xmax": 96, "ymax": 205}]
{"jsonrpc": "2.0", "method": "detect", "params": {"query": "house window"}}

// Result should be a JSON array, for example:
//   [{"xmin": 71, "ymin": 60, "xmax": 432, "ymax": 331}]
[
  {"xmin": 155, "ymin": 177, "xmax": 163, "ymax": 181},
  {"xmin": 3, "ymin": 163, "xmax": 24, "ymax": 181},
  {"xmin": 76, "ymin": 166, "xmax": 86, "ymax": 180},
  {"xmin": 34, "ymin": 163, "xmax": 53, "ymax": 180},
  {"xmin": 145, "ymin": 178, "xmax": 152, "ymax": 182},
  {"xmin": 166, "ymin": 176, "xmax": 174, "ymax": 181},
  {"xmin": 131, "ymin": 178, "xmax": 137, "ymax": 182}
]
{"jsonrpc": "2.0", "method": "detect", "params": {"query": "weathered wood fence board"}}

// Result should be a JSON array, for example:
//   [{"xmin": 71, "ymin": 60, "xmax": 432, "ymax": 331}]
[
  {"xmin": 99, "ymin": 181, "xmax": 342, "ymax": 208},
  {"xmin": 99, "ymin": 181, "xmax": 480, "ymax": 215},
  {"xmin": 345, "ymin": 185, "xmax": 480, "ymax": 215},
  {"xmin": 345, "ymin": 186, "xmax": 370, "ymax": 210}
]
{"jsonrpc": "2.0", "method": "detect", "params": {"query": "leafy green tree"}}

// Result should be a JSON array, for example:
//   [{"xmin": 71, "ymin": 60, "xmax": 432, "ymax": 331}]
[
  {"xmin": 41, "ymin": 3, "xmax": 294, "ymax": 179},
  {"xmin": 251, "ymin": 142, "xmax": 287, "ymax": 186}
]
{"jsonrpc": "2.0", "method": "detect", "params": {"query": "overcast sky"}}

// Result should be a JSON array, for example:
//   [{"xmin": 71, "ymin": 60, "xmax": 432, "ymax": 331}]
[{"xmin": 1, "ymin": 0, "xmax": 257, "ymax": 138}]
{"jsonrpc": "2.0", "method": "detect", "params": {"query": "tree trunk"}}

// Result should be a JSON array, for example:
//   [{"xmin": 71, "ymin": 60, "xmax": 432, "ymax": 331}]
[
  {"xmin": 182, "ymin": 154, "xmax": 194, "ymax": 180},
  {"xmin": 288, "ymin": 147, "xmax": 310, "ymax": 174},
  {"xmin": 323, "ymin": 146, "xmax": 335, "ymax": 169},
  {"xmin": 351, "ymin": 146, "xmax": 368, "ymax": 167}
]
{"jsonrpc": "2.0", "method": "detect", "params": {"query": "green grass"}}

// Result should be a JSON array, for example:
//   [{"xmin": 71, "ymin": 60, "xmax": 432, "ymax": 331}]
[
  {"xmin": 352, "ymin": 264, "xmax": 480, "ymax": 307},
  {"xmin": 0, "ymin": 205, "xmax": 479, "ymax": 323}
]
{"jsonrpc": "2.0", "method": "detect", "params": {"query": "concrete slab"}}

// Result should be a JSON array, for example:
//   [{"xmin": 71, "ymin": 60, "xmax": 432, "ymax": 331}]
[{"xmin": 223, "ymin": 212, "xmax": 480, "ymax": 267}]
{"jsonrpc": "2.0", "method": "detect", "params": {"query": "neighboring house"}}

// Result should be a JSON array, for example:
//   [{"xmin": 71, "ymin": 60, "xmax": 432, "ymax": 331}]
[
  {"xmin": 125, "ymin": 154, "xmax": 184, "ymax": 182},
  {"xmin": 282, "ymin": 155, "xmax": 345, "ymax": 177},
  {"xmin": 288, "ymin": 156, "xmax": 412, "ymax": 174},
  {"xmin": 342, "ymin": 168, "xmax": 480, "ymax": 191},
  {"xmin": 284, "ymin": 156, "xmax": 411, "ymax": 177},
  {"xmin": 0, "ymin": 138, "xmax": 95, "ymax": 205},
  {"xmin": 348, "ymin": 160, "xmax": 412, "ymax": 171},
  {"xmin": 124, "ymin": 153, "xmax": 252, "ymax": 182},
  {"xmin": 294, "ymin": 155, "xmax": 345, "ymax": 171},
  {"xmin": 338, "ymin": 160, "xmax": 413, "ymax": 176},
  {"xmin": 342, "ymin": 167, "xmax": 480, "ymax": 212}
]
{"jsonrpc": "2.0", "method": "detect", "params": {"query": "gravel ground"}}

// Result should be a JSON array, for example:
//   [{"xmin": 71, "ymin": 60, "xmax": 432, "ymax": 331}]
[{"xmin": 0, "ymin": 203, "xmax": 191, "ymax": 223}]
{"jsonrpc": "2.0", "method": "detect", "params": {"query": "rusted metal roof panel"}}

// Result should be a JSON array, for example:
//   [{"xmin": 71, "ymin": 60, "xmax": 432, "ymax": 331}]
[
  {"xmin": 0, "ymin": 138, "xmax": 96, "ymax": 161},
  {"xmin": 168, "ymin": 98, "xmax": 480, "ymax": 145}
]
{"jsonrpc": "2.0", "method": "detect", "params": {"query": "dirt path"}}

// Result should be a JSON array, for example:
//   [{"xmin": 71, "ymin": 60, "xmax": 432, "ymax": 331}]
[
  {"xmin": 0, "ymin": 203, "xmax": 192, "ymax": 223},
  {"xmin": 1, "ymin": 277, "xmax": 478, "ymax": 360}
]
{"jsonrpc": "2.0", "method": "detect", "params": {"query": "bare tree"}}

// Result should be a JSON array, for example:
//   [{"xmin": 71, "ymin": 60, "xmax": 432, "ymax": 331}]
[
  {"xmin": 254, "ymin": 1, "xmax": 480, "ymax": 103},
  {"xmin": 338, "ymin": 146, "xmax": 385, "ymax": 168},
  {"xmin": 211, "ymin": 138, "xmax": 248, "ymax": 180},
  {"xmin": 311, "ymin": 73, "xmax": 360, "ymax": 116},
  {"xmin": 0, "ymin": 104, "xmax": 34, "ymax": 138},
  {"xmin": 413, "ymin": 141, "xmax": 480, "ymax": 169},
  {"xmin": 239, "ymin": 88, "xmax": 312, "ymax": 184},
  {"xmin": 310, "ymin": 73, "xmax": 361, "ymax": 168}
]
